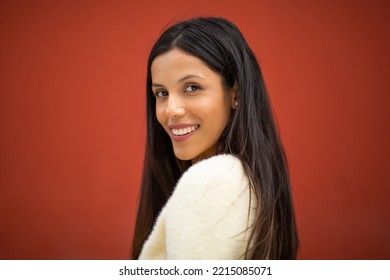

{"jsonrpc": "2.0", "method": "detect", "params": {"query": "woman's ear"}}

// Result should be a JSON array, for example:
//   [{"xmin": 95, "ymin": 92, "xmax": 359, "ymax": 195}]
[{"xmin": 230, "ymin": 83, "xmax": 239, "ymax": 109}]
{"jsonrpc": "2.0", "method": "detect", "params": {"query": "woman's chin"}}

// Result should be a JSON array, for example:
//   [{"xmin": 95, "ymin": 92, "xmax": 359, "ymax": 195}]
[{"xmin": 174, "ymin": 153, "xmax": 196, "ymax": 162}]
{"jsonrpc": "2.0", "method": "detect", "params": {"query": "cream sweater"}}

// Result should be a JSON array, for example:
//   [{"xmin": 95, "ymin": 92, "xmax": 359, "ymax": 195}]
[{"xmin": 139, "ymin": 154, "xmax": 257, "ymax": 260}]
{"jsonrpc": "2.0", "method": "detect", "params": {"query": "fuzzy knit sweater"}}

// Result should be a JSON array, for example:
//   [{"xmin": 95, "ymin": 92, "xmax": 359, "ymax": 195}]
[{"xmin": 139, "ymin": 154, "xmax": 257, "ymax": 260}]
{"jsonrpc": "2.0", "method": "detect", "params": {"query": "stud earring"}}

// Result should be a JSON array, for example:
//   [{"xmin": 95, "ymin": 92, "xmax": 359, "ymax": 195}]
[{"xmin": 235, "ymin": 101, "xmax": 238, "ymax": 107}]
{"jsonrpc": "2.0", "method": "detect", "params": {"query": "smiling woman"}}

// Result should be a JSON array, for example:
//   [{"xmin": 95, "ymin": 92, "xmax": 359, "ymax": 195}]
[{"xmin": 132, "ymin": 17, "xmax": 298, "ymax": 260}]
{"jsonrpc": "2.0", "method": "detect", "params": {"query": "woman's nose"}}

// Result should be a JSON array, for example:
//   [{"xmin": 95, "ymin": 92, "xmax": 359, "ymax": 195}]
[{"xmin": 165, "ymin": 94, "xmax": 185, "ymax": 119}]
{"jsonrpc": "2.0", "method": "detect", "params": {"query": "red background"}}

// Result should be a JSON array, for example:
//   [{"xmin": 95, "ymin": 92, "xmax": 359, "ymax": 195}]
[{"xmin": 0, "ymin": 0, "xmax": 389, "ymax": 259}]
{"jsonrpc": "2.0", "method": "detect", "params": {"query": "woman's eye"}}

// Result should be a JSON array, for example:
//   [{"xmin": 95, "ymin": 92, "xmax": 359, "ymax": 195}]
[
  {"xmin": 184, "ymin": 85, "xmax": 200, "ymax": 92},
  {"xmin": 154, "ymin": 90, "xmax": 168, "ymax": 98}
]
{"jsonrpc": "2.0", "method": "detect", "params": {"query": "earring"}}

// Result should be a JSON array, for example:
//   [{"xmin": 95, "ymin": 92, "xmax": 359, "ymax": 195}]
[{"xmin": 235, "ymin": 101, "xmax": 238, "ymax": 107}]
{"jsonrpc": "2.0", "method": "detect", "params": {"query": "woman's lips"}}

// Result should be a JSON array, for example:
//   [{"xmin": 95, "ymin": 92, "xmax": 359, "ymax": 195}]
[{"xmin": 169, "ymin": 124, "xmax": 199, "ymax": 142}]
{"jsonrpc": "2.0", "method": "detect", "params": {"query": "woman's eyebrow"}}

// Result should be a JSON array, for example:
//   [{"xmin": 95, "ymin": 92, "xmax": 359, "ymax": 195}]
[
  {"xmin": 152, "ymin": 74, "xmax": 205, "ymax": 88},
  {"xmin": 151, "ymin": 82, "xmax": 164, "ymax": 87},
  {"xmin": 177, "ymin": 74, "xmax": 205, "ymax": 83}
]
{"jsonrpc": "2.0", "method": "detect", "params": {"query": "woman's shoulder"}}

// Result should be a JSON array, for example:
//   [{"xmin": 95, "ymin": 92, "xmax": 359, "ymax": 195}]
[
  {"xmin": 173, "ymin": 154, "xmax": 249, "ymax": 200},
  {"xmin": 145, "ymin": 154, "xmax": 256, "ymax": 260},
  {"xmin": 181, "ymin": 154, "xmax": 246, "ymax": 184}
]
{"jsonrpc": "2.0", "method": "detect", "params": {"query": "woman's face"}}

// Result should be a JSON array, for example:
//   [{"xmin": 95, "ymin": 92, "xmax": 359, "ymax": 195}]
[{"xmin": 151, "ymin": 48, "xmax": 236, "ymax": 163}]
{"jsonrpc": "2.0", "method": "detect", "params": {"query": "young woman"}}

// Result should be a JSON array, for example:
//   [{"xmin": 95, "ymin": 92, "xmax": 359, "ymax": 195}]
[{"xmin": 132, "ymin": 17, "xmax": 298, "ymax": 259}]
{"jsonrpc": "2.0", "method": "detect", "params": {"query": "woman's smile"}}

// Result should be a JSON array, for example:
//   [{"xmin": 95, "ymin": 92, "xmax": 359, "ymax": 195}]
[{"xmin": 169, "ymin": 124, "xmax": 199, "ymax": 142}]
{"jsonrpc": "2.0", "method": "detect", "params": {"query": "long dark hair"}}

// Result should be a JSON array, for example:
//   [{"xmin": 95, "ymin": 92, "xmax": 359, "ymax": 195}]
[{"xmin": 132, "ymin": 17, "xmax": 298, "ymax": 259}]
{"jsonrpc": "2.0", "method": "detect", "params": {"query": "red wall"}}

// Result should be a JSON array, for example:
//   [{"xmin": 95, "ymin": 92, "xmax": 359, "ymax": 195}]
[{"xmin": 0, "ymin": 0, "xmax": 389, "ymax": 259}]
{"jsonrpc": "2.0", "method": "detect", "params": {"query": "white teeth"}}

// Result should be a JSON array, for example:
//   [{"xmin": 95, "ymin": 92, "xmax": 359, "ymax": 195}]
[{"xmin": 172, "ymin": 125, "xmax": 198, "ymax": 136}]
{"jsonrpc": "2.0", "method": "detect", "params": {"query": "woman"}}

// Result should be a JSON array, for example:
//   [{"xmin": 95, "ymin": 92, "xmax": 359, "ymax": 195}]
[{"xmin": 132, "ymin": 17, "xmax": 298, "ymax": 259}]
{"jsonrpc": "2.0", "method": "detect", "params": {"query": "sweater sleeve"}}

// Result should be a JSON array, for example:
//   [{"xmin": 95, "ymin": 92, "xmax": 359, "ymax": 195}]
[{"xmin": 164, "ymin": 155, "xmax": 255, "ymax": 259}]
